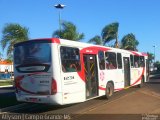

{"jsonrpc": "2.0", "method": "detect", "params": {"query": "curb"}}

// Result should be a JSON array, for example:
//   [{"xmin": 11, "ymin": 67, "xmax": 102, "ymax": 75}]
[
  {"xmin": 149, "ymin": 74, "xmax": 160, "ymax": 78},
  {"xmin": 0, "ymin": 85, "xmax": 13, "ymax": 88},
  {"xmin": 0, "ymin": 79, "xmax": 14, "ymax": 82}
]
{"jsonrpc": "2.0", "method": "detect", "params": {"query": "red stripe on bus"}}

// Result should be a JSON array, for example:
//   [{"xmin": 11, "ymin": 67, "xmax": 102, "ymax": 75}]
[
  {"xmin": 32, "ymin": 38, "xmax": 60, "ymax": 43},
  {"xmin": 15, "ymin": 75, "xmax": 36, "ymax": 94},
  {"xmin": 81, "ymin": 46, "xmax": 111, "ymax": 54},
  {"xmin": 77, "ymin": 53, "xmax": 85, "ymax": 82},
  {"xmin": 99, "ymin": 86, "xmax": 106, "ymax": 91},
  {"xmin": 130, "ymin": 67, "xmax": 145, "ymax": 86},
  {"xmin": 51, "ymin": 38, "xmax": 60, "ymax": 43},
  {"xmin": 129, "ymin": 51, "xmax": 141, "ymax": 56},
  {"xmin": 142, "ymin": 52, "xmax": 148, "ymax": 56},
  {"xmin": 15, "ymin": 72, "xmax": 50, "ymax": 95},
  {"xmin": 78, "ymin": 46, "xmax": 111, "ymax": 82},
  {"xmin": 99, "ymin": 67, "xmax": 145, "ymax": 91}
]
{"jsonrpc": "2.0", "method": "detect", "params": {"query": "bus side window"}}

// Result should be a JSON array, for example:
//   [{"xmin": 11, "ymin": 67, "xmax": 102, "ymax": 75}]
[
  {"xmin": 134, "ymin": 55, "xmax": 140, "ymax": 68},
  {"xmin": 140, "ymin": 56, "xmax": 145, "ymax": 67},
  {"xmin": 117, "ymin": 53, "xmax": 122, "ymax": 69},
  {"xmin": 105, "ymin": 52, "xmax": 117, "ymax": 69},
  {"xmin": 130, "ymin": 55, "xmax": 134, "ymax": 68},
  {"xmin": 98, "ymin": 51, "xmax": 105, "ymax": 70},
  {"xmin": 60, "ymin": 46, "xmax": 81, "ymax": 72}
]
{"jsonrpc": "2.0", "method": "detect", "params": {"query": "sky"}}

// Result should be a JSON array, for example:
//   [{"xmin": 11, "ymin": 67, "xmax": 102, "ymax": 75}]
[{"xmin": 0, "ymin": 0, "xmax": 160, "ymax": 61}]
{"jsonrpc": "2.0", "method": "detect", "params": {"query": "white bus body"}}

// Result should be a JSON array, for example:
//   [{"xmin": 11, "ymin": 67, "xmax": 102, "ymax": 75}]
[{"xmin": 13, "ymin": 38, "xmax": 149, "ymax": 105}]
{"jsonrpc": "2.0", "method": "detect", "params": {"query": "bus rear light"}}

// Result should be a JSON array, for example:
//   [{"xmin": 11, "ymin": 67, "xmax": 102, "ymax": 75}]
[
  {"xmin": 14, "ymin": 76, "xmax": 22, "ymax": 93},
  {"xmin": 51, "ymin": 79, "xmax": 57, "ymax": 95}
]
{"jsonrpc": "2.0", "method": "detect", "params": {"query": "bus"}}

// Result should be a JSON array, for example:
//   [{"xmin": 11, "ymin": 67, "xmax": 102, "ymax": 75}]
[{"xmin": 13, "ymin": 38, "xmax": 149, "ymax": 105}]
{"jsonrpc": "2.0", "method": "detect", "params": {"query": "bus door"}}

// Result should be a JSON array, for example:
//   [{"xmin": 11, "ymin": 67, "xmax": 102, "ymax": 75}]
[
  {"xmin": 123, "ymin": 57, "xmax": 131, "ymax": 87},
  {"xmin": 83, "ymin": 54, "xmax": 98, "ymax": 99}
]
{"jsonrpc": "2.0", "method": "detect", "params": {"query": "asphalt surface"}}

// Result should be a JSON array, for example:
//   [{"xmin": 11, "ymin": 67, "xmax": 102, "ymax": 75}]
[{"xmin": 0, "ymin": 86, "xmax": 15, "ymax": 96}]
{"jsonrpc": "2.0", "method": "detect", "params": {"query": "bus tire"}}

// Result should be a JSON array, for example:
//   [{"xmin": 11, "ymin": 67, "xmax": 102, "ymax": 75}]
[
  {"xmin": 105, "ymin": 82, "xmax": 114, "ymax": 99},
  {"xmin": 138, "ymin": 76, "xmax": 144, "ymax": 88}
]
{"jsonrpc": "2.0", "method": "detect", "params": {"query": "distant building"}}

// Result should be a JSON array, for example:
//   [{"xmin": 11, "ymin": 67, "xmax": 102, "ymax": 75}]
[{"xmin": 0, "ymin": 60, "xmax": 13, "ymax": 73}]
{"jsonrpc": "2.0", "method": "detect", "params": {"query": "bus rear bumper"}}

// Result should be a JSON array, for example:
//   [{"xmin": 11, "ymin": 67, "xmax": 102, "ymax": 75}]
[{"xmin": 16, "ymin": 93, "xmax": 63, "ymax": 105}]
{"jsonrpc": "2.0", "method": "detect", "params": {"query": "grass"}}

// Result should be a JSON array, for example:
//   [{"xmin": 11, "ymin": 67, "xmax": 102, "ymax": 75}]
[{"xmin": 0, "ymin": 80, "xmax": 13, "ymax": 86}]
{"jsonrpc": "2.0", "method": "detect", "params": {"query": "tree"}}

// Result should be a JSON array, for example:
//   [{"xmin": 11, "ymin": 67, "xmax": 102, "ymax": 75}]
[
  {"xmin": 1, "ymin": 23, "xmax": 29, "ymax": 57},
  {"xmin": 88, "ymin": 35, "xmax": 102, "ymax": 45},
  {"xmin": 0, "ymin": 52, "xmax": 3, "ymax": 61},
  {"xmin": 147, "ymin": 52, "xmax": 154, "ymax": 63},
  {"xmin": 88, "ymin": 22, "xmax": 119, "ymax": 47},
  {"xmin": 102, "ymin": 22, "xmax": 119, "ymax": 47},
  {"xmin": 121, "ymin": 33, "xmax": 139, "ymax": 51},
  {"xmin": 52, "ymin": 21, "xmax": 84, "ymax": 41}
]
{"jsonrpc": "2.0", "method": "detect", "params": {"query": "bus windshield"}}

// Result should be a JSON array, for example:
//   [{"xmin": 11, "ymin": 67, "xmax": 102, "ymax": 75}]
[{"xmin": 14, "ymin": 42, "xmax": 51, "ymax": 65}]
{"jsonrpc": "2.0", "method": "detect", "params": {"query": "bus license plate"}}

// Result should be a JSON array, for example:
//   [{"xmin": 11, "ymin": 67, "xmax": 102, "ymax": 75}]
[{"xmin": 29, "ymin": 98, "xmax": 38, "ymax": 102}]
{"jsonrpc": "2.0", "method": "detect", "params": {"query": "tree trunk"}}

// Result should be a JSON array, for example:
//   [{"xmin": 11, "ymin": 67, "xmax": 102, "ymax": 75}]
[{"xmin": 114, "ymin": 32, "xmax": 119, "ymax": 48}]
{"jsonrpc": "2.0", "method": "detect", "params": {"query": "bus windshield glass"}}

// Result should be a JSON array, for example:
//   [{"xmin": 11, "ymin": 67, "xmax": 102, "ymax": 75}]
[{"xmin": 14, "ymin": 42, "xmax": 51, "ymax": 65}]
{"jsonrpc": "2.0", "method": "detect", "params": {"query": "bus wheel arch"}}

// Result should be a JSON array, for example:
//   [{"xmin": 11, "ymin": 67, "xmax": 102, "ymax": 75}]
[{"xmin": 105, "ymin": 81, "xmax": 114, "ymax": 99}]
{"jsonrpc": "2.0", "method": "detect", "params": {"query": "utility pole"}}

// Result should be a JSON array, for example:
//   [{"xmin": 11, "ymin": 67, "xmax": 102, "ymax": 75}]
[{"xmin": 54, "ymin": 4, "xmax": 66, "ymax": 38}]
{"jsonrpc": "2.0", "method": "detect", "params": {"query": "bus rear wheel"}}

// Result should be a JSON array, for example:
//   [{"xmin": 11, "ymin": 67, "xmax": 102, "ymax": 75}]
[{"xmin": 105, "ymin": 82, "xmax": 114, "ymax": 99}]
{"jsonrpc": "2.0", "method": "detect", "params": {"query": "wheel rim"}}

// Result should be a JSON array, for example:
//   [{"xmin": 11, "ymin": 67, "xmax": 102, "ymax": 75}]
[{"xmin": 107, "ymin": 85, "xmax": 112, "ymax": 96}]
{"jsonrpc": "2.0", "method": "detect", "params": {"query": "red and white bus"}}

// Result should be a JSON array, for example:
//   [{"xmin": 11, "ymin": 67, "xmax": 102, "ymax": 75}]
[{"xmin": 13, "ymin": 38, "xmax": 149, "ymax": 105}]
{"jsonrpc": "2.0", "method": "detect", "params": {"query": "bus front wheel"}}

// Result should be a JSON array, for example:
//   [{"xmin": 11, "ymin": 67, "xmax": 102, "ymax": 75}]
[{"xmin": 105, "ymin": 82, "xmax": 114, "ymax": 99}]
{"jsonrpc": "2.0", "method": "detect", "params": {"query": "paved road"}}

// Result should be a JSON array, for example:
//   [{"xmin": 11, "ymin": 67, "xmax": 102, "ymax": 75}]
[
  {"xmin": 75, "ymin": 74, "xmax": 160, "ymax": 120},
  {"xmin": 0, "ymin": 86, "xmax": 15, "ymax": 96},
  {"xmin": 2, "ymin": 74, "xmax": 160, "ymax": 120}
]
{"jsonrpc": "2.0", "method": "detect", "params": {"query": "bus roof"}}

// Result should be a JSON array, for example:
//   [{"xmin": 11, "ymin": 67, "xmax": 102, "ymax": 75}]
[{"xmin": 14, "ymin": 38, "xmax": 148, "ymax": 57}]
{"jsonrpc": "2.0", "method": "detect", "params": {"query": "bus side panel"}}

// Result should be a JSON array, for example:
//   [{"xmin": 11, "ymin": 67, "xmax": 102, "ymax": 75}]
[
  {"xmin": 107, "ymin": 70, "xmax": 124, "ymax": 90},
  {"xmin": 114, "ymin": 69, "xmax": 125, "ymax": 90},
  {"xmin": 61, "ymin": 73, "xmax": 85, "ymax": 104},
  {"xmin": 57, "ymin": 45, "xmax": 85, "ymax": 104},
  {"xmin": 130, "ymin": 68, "xmax": 143, "ymax": 86},
  {"xmin": 50, "ymin": 44, "xmax": 63, "ymax": 105},
  {"xmin": 98, "ymin": 70, "xmax": 106, "ymax": 96},
  {"xmin": 98, "ymin": 52, "xmax": 126, "ymax": 94},
  {"xmin": 98, "ymin": 69, "xmax": 125, "ymax": 95},
  {"xmin": 144, "ymin": 57, "xmax": 149, "ymax": 82}
]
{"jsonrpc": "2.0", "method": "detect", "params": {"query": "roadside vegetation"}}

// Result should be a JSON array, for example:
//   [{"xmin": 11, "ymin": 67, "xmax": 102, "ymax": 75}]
[
  {"xmin": 0, "ymin": 23, "xmax": 29, "ymax": 61},
  {"xmin": 0, "ymin": 79, "xmax": 13, "ymax": 86}
]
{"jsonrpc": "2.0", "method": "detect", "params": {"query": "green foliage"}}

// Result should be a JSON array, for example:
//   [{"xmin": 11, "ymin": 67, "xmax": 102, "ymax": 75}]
[
  {"xmin": 121, "ymin": 33, "xmax": 139, "ymax": 51},
  {"xmin": 147, "ymin": 52, "xmax": 154, "ymax": 63},
  {"xmin": 0, "ymin": 80, "xmax": 13, "ymax": 86},
  {"xmin": 4, "ymin": 58, "xmax": 13, "ymax": 63},
  {"xmin": 88, "ymin": 35, "xmax": 102, "ymax": 45},
  {"xmin": 52, "ymin": 21, "xmax": 84, "ymax": 41},
  {"xmin": 102, "ymin": 22, "xmax": 119, "ymax": 45},
  {"xmin": 0, "ymin": 52, "xmax": 3, "ymax": 60},
  {"xmin": 88, "ymin": 22, "xmax": 119, "ymax": 47},
  {"xmin": 1, "ymin": 23, "xmax": 29, "ymax": 57}
]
